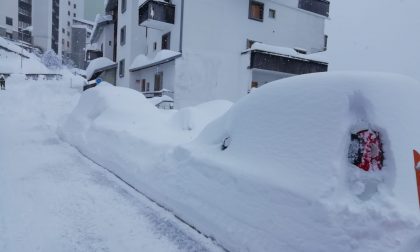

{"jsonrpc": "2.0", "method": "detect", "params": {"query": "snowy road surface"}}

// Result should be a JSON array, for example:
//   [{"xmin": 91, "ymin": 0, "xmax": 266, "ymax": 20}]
[{"xmin": 0, "ymin": 79, "xmax": 222, "ymax": 252}]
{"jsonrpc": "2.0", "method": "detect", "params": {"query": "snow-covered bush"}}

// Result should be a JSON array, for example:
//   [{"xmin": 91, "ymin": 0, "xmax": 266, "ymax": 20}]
[{"xmin": 41, "ymin": 49, "xmax": 62, "ymax": 70}]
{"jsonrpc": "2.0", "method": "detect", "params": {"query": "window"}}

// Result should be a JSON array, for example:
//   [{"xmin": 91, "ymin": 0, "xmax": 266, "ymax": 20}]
[
  {"xmin": 67, "ymin": 41, "xmax": 70, "ymax": 48},
  {"xmin": 269, "ymin": 9, "xmax": 276, "ymax": 18},
  {"xmin": 73, "ymin": 13, "xmax": 76, "ymax": 17},
  {"xmin": 324, "ymin": 35, "xmax": 328, "ymax": 51},
  {"xmin": 120, "ymin": 26, "xmax": 126, "ymax": 45},
  {"xmin": 121, "ymin": 0, "xmax": 127, "ymax": 13},
  {"xmin": 153, "ymin": 42, "xmax": 157, "ymax": 51},
  {"xmin": 67, "ymin": 31, "xmax": 70, "ymax": 36},
  {"xmin": 298, "ymin": 0, "xmax": 330, "ymax": 17},
  {"xmin": 161, "ymin": 32, "xmax": 171, "ymax": 50},
  {"xmin": 249, "ymin": 1, "xmax": 264, "ymax": 21},
  {"xmin": 67, "ymin": 21, "xmax": 70, "ymax": 26},
  {"xmin": 119, "ymin": 59, "xmax": 125, "ymax": 78},
  {"xmin": 68, "ymin": 1, "xmax": 70, "ymax": 6},
  {"xmin": 68, "ymin": 11, "xmax": 70, "ymax": 16},
  {"xmin": 62, "ymin": 39, "xmax": 64, "ymax": 44},
  {"xmin": 109, "ymin": 41, "xmax": 112, "ymax": 46},
  {"xmin": 74, "ymin": 4, "xmax": 76, "ymax": 8},
  {"xmin": 62, "ymin": 28, "xmax": 65, "ymax": 34},
  {"xmin": 6, "ymin": 17, "xmax": 13, "ymax": 26},
  {"xmin": 5, "ymin": 32, "xmax": 12, "ymax": 39}
]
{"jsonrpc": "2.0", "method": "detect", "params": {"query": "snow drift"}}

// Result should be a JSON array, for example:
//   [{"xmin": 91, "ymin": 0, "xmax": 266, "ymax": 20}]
[{"xmin": 60, "ymin": 72, "xmax": 420, "ymax": 252}]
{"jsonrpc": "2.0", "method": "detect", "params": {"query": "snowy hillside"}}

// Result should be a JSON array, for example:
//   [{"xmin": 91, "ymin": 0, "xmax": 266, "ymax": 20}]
[
  {"xmin": 0, "ymin": 37, "xmax": 87, "ymax": 88},
  {"xmin": 60, "ymin": 72, "xmax": 420, "ymax": 252},
  {"xmin": 0, "ymin": 37, "xmax": 50, "ymax": 74}
]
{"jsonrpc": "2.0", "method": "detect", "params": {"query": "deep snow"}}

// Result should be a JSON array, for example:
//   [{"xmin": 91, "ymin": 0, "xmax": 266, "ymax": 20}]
[
  {"xmin": 0, "ymin": 77, "xmax": 223, "ymax": 252},
  {"xmin": 60, "ymin": 72, "xmax": 420, "ymax": 252}
]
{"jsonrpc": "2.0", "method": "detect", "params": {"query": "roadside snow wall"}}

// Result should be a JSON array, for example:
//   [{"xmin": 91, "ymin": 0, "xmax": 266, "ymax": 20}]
[{"xmin": 60, "ymin": 72, "xmax": 420, "ymax": 252}]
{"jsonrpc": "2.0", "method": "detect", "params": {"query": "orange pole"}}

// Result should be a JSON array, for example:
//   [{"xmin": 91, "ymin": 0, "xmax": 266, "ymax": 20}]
[{"xmin": 413, "ymin": 150, "xmax": 420, "ymax": 208}]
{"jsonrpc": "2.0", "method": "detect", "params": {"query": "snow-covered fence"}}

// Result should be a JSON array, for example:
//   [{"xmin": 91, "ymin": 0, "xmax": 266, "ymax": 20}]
[{"xmin": 25, "ymin": 74, "xmax": 63, "ymax": 81}]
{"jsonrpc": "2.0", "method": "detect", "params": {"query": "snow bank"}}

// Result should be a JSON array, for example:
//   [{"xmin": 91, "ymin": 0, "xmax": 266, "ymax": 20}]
[{"xmin": 60, "ymin": 72, "xmax": 420, "ymax": 252}]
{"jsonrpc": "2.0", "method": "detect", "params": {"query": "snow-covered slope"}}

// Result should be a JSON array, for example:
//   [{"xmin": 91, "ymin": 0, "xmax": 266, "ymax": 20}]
[
  {"xmin": 0, "ymin": 37, "xmax": 50, "ymax": 74},
  {"xmin": 60, "ymin": 72, "xmax": 420, "ymax": 252}
]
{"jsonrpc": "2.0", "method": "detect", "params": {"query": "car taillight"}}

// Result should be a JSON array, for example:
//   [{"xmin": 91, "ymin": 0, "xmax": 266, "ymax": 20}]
[{"xmin": 349, "ymin": 129, "xmax": 384, "ymax": 171}]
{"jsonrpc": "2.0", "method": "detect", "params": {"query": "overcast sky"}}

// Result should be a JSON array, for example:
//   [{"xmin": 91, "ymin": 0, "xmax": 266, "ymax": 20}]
[
  {"xmin": 84, "ymin": 0, "xmax": 103, "ymax": 21},
  {"xmin": 325, "ymin": 0, "xmax": 420, "ymax": 81}
]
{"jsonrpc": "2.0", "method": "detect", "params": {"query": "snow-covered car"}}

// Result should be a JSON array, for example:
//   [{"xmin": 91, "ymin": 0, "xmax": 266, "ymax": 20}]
[{"xmin": 61, "ymin": 72, "xmax": 420, "ymax": 252}]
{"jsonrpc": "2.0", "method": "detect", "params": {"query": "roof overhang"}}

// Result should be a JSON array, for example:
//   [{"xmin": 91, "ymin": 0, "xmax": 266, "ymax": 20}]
[
  {"xmin": 129, "ymin": 53, "xmax": 182, "ymax": 72},
  {"xmin": 89, "ymin": 63, "xmax": 117, "ymax": 81}
]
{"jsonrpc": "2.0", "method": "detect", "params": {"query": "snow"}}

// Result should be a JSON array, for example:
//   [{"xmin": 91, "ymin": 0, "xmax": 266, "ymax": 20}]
[
  {"xmin": 149, "ymin": 94, "xmax": 174, "ymax": 105},
  {"xmin": 130, "ymin": 50, "xmax": 182, "ymax": 71},
  {"xmin": 249, "ymin": 42, "xmax": 327, "ymax": 63},
  {"xmin": 60, "ymin": 72, "xmax": 420, "ymax": 252},
  {"xmin": 0, "ymin": 77, "xmax": 223, "ymax": 252},
  {"xmin": 0, "ymin": 37, "xmax": 51, "ymax": 74},
  {"xmin": 85, "ymin": 57, "xmax": 117, "ymax": 80}
]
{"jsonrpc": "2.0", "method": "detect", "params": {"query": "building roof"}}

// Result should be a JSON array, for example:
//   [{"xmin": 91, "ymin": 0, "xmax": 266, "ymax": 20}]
[
  {"xmin": 90, "ymin": 14, "xmax": 113, "ymax": 43},
  {"xmin": 130, "ymin": 50, "xmax": 182, "ymax": 72},
  {"xmin": 86, "ymin": 57, "xmax": 117, "ymax": 80},
  {"xmin": 246, "ymin": 43, "xmax": 328, "ymax": 64}
]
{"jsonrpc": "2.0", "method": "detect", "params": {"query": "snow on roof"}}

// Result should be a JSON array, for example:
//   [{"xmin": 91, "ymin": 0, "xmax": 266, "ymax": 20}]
[
  {"xmin": 72, "ymin": 24, "xmax": 88, "ymax": 30},
  {"xmin": 148, "ymin": 95, "xmax": 174, "ymax": 106},
  {"xmin": 249, "ymin": 42, "xmax": 327, "ymax": 63},
  {"xmin": 86, "ymin": 57, "xmax": 117, "ymax": 80},
  {"xmin": 86, "ymin": 43, "xmax": 100, "ymax": 51},
  {"xmin": 0, "ymin": 37, "xmax": 31, "ymax": 58},
  {"xmin": 90, "ymin": 14, "xmax": 113, "ymax": 43},
  {"xmin": 130, "ymin": 50, "xmax": 181, "ymax": 72},
  {"xmin": 73, "ymin": 17, "xmax": 95, "ymax": 26}
]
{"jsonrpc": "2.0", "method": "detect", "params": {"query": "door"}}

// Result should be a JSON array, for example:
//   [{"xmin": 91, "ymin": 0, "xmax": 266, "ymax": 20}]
[{"xmin": 154, "ymin": 72, "xmax": 163, "ymax": 92}]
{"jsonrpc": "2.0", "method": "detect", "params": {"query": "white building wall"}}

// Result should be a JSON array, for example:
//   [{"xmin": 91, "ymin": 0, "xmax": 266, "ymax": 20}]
[
  {"xmin": 100, "ymin": 24, "xmax": 115, "ymax": 60},
  {"xmin": 174, "ymin": 0, "xmax": 327, "ymax": 107},
  {"xmin": 131, "ymin": 61, "xmax": 176, "ymax": 94},
  {"xmin": 123, "ymin": 0, "xmax": 327, "ymax": 108},
  {"xmin": 59, "ymin": 0, "xmax": 85, "ymax": 57},
  {"xmin": 116, "ymin": 0, "xmax": 147, "ymax": 88},
  {"xmin": 32, "ymin": 0, "xmax": 53, "ymax": 52},
  {"xmin": 0, "ymin": 0, "xmax": 19, "ymax": 38}
]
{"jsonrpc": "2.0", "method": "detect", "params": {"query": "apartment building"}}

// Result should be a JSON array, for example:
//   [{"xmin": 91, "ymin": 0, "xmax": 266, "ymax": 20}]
[
  {"xmin": 90, "ymin": 0, "xmax": 330, "ymax": 108},
  {"xmin": 32, "ymin": 0, "xmax": 84, "ymax": 58},
  {"xmin": 0, "ymin": 0, "xmax": 32, "ymax": 44},
  {"xmin": 71, "ymin": 18, "xmax": 94, "ymax": 68}
]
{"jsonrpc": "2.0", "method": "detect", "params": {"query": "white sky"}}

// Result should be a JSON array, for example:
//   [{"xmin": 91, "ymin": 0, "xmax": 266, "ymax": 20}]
[{"xmin": 325, "ymin": 0, "xmax": 420, "ymax": 81}]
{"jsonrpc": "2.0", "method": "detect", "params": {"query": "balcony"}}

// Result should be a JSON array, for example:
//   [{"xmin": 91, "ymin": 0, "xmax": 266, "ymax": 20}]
[
  {"xmin": 249, "ymin": 49, "xmax": 328, "ymax": 75},
  {"xmin": 138, "ymin": 0, "xmax": 175, "ymax": 31},
  {"xmin": 298, "ymin": 0, "xmax": 330, "ymax": 17}
]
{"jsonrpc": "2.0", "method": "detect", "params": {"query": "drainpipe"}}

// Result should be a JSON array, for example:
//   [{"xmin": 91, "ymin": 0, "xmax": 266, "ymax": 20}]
[{"xmin": 179, "ymin": 0, "xmax": 184, "ymax": 53}]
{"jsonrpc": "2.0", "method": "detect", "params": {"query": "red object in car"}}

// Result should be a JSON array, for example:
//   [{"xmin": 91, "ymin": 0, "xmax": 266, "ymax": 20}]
[{"xmin": 349, "ymin": 130, "xmax": 384, "ymax": 171}]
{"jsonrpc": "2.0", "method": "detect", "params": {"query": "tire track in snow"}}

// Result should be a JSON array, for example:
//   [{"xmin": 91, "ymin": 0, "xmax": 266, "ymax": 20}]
[{"xmin": 73, "ymin": 147, "xmax": 231, "ymax": 252}]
